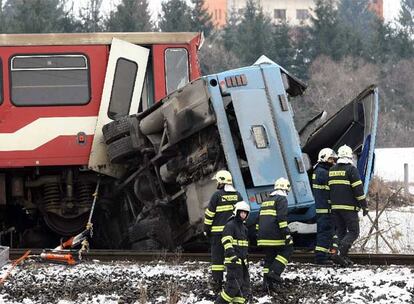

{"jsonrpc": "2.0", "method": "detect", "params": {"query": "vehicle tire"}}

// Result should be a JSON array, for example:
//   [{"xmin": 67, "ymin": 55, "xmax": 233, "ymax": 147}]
[
  {"xmin": 102, "ymin": 116, "xmax": 135, "ymax": 144},
  {"xmin": 107, "ymin": 136, "xmax": 137, "ymax": 163}
]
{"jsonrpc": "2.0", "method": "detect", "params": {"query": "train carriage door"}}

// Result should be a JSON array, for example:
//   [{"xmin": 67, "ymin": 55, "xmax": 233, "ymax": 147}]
[{"xmin": 89, "ymin": 38, "xmax": 149, "ymax": 177}]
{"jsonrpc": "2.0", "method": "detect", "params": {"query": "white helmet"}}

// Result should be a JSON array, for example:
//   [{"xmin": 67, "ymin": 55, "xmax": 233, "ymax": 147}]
[
  {"xmin": 318, "ymin": 148, "xmax": 337, "ymax": 162},
  {"xmin": 337, "ymin": 145, "xmax": 353, "ymax": 159},
  {"xmin": 212, "ymin": 170, "xmax": 233, "ymax": 185},
  {"xmin": 274, "ymin": 177, "xmax": 291, "ymax": 192},
  {"xmin": 233, "ymin": 200, "xmax": 250, "ymax": 216}
]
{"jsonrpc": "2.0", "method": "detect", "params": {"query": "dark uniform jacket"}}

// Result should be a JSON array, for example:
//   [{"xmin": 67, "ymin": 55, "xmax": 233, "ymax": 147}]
[
  {"xmin": 257, "ymin": 193, "xmax": 291, "ymax": 246},
  {"xmin": 221, "ymin": 216, "xmax": 249, "ymax": 264},
  {"xmin": 328, "ymin": 162, "xmax": 367, "ymax": 211},
  {"xmin": 312, "ymin": 163, "xmax": 331, "ymax": 214},
  {"xmin": 204, "ymin": 188, "xmax": 243, "ymax": 235}
]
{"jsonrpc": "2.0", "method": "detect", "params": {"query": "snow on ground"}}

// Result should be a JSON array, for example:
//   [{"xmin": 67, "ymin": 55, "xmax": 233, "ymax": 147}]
[
  {"xmin": 0, "ymin": 260, "xmax": 413, "ymax": 304},
  {"xmin": 356, "ymin": 207, "xmax": 414, "ymax": 254}
]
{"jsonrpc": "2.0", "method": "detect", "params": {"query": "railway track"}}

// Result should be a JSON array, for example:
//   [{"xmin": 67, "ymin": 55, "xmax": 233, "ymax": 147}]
[{"xmin": 8, "ymin": 249, "xmax": 414, "ymax": 265}]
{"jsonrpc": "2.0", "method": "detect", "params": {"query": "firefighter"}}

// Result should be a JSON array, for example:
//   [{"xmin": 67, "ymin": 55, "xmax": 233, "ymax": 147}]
[
  {"xmin": 329, "ymin": 145, "xmax": 368, "ymax": 266},
  {"xmin": 313, "ymin": 148, "xmax": 338, "ymax": 265},
  {"xmin": 215, "ymin": 200, "xmax": 250, "ymax": 304},
  {"xmin": 257, "ymin": 177, "xmax": 294, "ymax": 291},
  {"xmin": 204, "ymin": 170, "xmax": 243, "ymax": 292}
]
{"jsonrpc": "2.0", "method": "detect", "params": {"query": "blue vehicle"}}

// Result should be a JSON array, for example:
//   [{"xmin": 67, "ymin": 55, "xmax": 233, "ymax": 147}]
[{"xmin": 103, "ymin": 58, "xmax": 378, "ymax": 250}]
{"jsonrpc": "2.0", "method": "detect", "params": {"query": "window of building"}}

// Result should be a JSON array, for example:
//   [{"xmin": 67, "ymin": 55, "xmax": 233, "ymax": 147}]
[
  {"xmin": 108, "ymin": 58, "xmax": 138, "ymax": 119},
  {"xmin": 165, "ymin": 48, "xmax": 189, "ymax": 95},
  {"xmin": 274, "ymin": 9, "xmax": 287, "ymax": 21},
  {"xmin": 11, "ymin": 54, "xmax": 90, "ymax": 106},
  {"xmin": 296, "ymin": 9, "xmax": 309, "ymax": 21}
]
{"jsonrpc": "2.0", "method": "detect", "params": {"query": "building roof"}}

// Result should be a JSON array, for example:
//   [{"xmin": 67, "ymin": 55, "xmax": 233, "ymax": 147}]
[{"xmin": 0, "ymin": 32, "xmax": 200, "ymax": 46}]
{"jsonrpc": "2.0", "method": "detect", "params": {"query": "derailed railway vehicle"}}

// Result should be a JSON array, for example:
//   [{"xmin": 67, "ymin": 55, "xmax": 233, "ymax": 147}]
[
  {"xmin": 0, "ymin": 31, "xmax": 378, "ymax": 250},
  {"xmin": 104, "ymin": 56, "xmax": 379, "ymax": 249},
  {"xmin": 0, "ymin": 32, "xmax": 202, "ymax": 248}
]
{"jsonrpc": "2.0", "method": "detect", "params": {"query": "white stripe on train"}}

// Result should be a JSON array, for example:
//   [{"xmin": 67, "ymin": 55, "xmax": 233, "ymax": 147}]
[{"xmin": 0, "ymin": 116, "xmax": 97, "ymax": 151}]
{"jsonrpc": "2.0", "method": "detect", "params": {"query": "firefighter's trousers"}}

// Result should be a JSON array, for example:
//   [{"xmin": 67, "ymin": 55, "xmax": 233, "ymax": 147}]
[
  {"xmin": 262, "ymin": 245, "xmax": 293, "ymax": 280},
  {"xmin": 315, "ymin": 213, "xmax": 337, "ymax": 262},
  {"xmin": 333, "ymin": 210, "xmax": 359, "ymax": 255},
  {"xmin": 215, "ymin": 261, "xmax": 250, "ymax": 304},
  {"xmin": 210, "ymin": 235, "xmax": 225, "ymax": 282}
]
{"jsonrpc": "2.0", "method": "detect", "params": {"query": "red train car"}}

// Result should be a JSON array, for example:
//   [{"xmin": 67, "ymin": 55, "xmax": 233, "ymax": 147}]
[{"xmin": 0, "ymin": 32, "xmax": 202, "ymax": 247}]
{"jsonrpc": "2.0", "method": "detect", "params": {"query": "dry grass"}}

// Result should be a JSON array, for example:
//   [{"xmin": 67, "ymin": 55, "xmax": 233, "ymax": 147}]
[{"xmin": 368, "ymin": 177, "xmax": 414, "ymax": 210}]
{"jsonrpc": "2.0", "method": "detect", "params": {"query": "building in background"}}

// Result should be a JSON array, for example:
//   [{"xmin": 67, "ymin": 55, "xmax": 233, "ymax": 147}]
[{"xmin": 204, "ymin": 0, "xmax": 384, "ymax": 29}]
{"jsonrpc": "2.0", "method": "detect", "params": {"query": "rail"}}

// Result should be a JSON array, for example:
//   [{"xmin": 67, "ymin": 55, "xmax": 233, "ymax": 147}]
[{"xmin": 8, "ymin": 249, "xmax": 414, "ymax": 265}]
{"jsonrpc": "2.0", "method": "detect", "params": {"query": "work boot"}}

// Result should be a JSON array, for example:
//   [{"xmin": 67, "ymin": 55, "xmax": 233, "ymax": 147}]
[
  {"xmin": 209, "ymin": 279, "xmax": 222, "ymax": 294},
  {"xmin": 267, "ymin": 271, "xmax": 283, "ymax": 284},
  {"xmin": 331, "ymin": 253, "xmax": 348, "ymax": 267},
  {"xmin": 262, "ymin": 277, "xmax": 273, "ymax": 293},
  {"xmin": 343, "ymin": 256, "xmax": 354, "ymax": 266}
]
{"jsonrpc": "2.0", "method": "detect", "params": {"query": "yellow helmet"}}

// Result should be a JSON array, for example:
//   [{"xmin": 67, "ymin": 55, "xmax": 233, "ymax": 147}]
[
  {"xmin": 274, "ymin": 177, "xmax": 291, "ymax": 192},
  {"xmin": 212, "ymin": 170, "xmax": 233, "ymax": 185},
  {"xmin": 337, "ymin": 145, "xmax": 353, "ymax": 159}
]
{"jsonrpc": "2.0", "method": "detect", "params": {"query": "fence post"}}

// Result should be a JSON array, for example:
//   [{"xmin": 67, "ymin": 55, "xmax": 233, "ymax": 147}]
[{"xmin": 404, "ymin": 163, "xmax": 409, "ymax": 197}]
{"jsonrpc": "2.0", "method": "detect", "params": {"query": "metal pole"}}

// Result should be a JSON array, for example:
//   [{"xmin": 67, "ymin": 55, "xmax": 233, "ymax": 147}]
[
  {"xmin": 404, "ymin": 163, "xmax": 409, "ymax": 197},
  {"xmin": 375, "ymin": 194, "xmax": 379, "ymax": 253}
]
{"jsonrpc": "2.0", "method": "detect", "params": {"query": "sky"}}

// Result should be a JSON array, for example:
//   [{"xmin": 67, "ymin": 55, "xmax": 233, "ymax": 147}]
[{"xmin": 81, "ymin": 0, "xmax": 401, "ymax": 23}]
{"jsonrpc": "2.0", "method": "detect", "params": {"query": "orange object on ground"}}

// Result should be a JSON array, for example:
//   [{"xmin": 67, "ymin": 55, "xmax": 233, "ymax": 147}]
[
  {"xmin": 40, "ymin": 252, "xmax": 76, "ymax": 265},
  {"xmin": 0, "ymin": 249, "xmax": 31, "ymax": 285}
]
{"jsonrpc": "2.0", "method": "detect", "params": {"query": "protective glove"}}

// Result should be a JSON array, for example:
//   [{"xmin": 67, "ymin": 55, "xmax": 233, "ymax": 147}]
[
  {"xmin": 362, "ymin": 208, "xmax": 369, "ymax": 217},
  {"xmin": 285, "ymin": 235, "xmax": 293, "ymax": 246},
  {"xmin": 230, "ymin": 255, "xmax": 239, "ymax": 264}
]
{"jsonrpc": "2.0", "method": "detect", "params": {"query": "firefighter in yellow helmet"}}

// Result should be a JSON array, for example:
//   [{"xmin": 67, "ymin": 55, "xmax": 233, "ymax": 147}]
[
  {"xmin": 329, "ymin": 145, "xmax": 368, "ymax": 266},
  {"xmin": 204, "ymin": 170, "xmax": 243, "ymax": 292},
  {"xmin": 215, "ymin": 201, "xmax": 250, "ymax": 304},
  {"xmin": 257, "ymin": 177, "xmax": 293, "ymax": 292}
]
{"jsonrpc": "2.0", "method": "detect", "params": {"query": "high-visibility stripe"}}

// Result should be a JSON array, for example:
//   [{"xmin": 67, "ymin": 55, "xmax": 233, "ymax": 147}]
[
  {"xmin": 329, "ymin": 170, "xmax": 346, "ymax": 177},
  {"xmin": 224, "ymin": 243, "xmax": 233, "ymax": 250},
  {"xmin": 232, "ymin": 240, "xmax": 249, "ymax": 246},
  {"xmin": 260, "ymin": 209, "xmax": 277, "ymax": 216},
  {"xmin": 205, "ymin": 209, "xmax": 215, "ymax": 217},
  {"xmin": 256, "ymin": 224, "xmax": 259, "ymax": 230},
  {"xmin": 316, "ymin": 208, "xmax": 330, "ymax": 214},
  {"xmin": 211, "ymin": 225, "xmax": 225, "ymax": 232},
  {"xmin": 263, "ymin": 267, "xmax": 269, "ymax": 274},
  {"xmin": 331, "ymin": 204, "xmax": 360, "ymax": 211},
  {"xmin": 312, "ymin": 174, "xmax": 316, "ymax": 179},
  {"xmin": 220, "ymin": 290, "xmax": 233, "ymax": 302},
  {"xmin": 312, "ymin": 184, "xmax": 329, "ymax": 190},
  {"xmin": 211, "ymin": 265, "xmax": 225, "ymax": 271},
  {"xmin": 328, "ymin": 180, "xmax": 350, "ymax": 186},
  {"xmin": 224, "ymin": 257, "xmax": 241, "ymax": 264},
  {"xmin": 233, "ymin": 297, "xmax": 245, "ymax": 303},
  {"xmin": 275, "ymin": 255, "xmax": 288, "ymax": 266},
  {"xmin": 351, "ymin": 180, "xmax": 363, "ymax": 188},
  {"xmin": 356, "ymin": 194, "xmax": 366, "ymax": 201},
  {"xmin": 216, "ymin": 205, "xmax": 234, "ymax": 212},
  {"xmin": 315, "ymin": 246, "xmax": 330, "ymax": 253},
  {"xmin": 221, "ymin": 236, "xmax": 233, "ymax": 243},
  {"xmin": 257, "ymin": 239, "xmax": 285, "ymax": 246},
  {"xmin": 204, "ymin": 218, "xmax": 213, "ymax": 225},
  {"xmin": 279, "ymin": 221, "xmax": 288, "ymax": 228},
  {"xmin": 222, "ymin": 195, "xmax": 238, "ymax": 201},
  {"xmin": 261, "ymin": 201, "xmax": 275, "ymax": 207}
]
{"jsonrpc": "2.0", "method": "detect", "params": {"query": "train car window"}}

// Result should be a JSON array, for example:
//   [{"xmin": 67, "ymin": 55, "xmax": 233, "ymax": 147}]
[
  {"xmin": 165, "ymin": 48, "xmax": 189, "ymax": 95},
  {"xmin": 10, "ymin": 54, "xmax": 90, "ymax": 106},
  {"xmin": 108, "ymin": 58, "xmax": 138, "ymax": 119}
]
